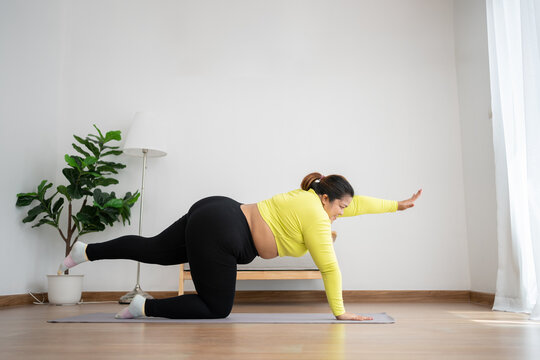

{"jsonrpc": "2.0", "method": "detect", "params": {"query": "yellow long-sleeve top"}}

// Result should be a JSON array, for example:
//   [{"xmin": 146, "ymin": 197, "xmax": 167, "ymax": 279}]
[{"xmin": 257, "ymin": 188, "xmax": 398, "ymax": 316}]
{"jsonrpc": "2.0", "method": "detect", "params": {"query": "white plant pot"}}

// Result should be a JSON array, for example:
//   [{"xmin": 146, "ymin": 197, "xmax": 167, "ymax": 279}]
[{"xmin": 47, "ymin": 275, "xmax": 84, "ymax": 305}]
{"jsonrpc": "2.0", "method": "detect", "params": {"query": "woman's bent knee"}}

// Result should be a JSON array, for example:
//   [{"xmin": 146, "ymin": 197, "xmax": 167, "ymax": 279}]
[{"xmin": 208, "ymin": 305, "xmax": 232, "ymax": 319}]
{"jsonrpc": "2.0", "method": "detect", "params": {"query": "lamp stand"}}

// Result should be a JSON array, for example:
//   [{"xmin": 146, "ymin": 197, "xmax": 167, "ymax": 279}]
[{"xmin": 119, "ymin": 149, "xmax": 154, "ymax": 304}]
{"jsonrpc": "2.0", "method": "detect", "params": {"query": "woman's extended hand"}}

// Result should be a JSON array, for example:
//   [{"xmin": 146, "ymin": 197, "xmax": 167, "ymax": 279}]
[
  {"xmin": 336, "ymin": 312, "xmax": 374, "ymax": 321},
  {"xmin": 397, "ymin": 189, "xmax": 422, "ymax": 210}
]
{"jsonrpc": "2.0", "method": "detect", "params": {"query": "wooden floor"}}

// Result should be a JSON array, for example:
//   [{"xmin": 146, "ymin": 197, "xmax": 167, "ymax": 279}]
[{"xmin": 1, "ymin": 301, "xmax": 539, "ymax": 359}]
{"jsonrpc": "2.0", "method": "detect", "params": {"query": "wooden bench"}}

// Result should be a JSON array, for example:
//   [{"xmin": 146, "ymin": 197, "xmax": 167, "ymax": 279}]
[{"xmin": 178, "ymin": 267, "xmax": 322, "ymax": 295}]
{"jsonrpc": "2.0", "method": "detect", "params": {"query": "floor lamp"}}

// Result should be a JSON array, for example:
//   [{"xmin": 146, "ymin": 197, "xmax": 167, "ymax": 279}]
[{"xmin": 119, "ymin": 112, "xmax": 167, "ymax": 304}]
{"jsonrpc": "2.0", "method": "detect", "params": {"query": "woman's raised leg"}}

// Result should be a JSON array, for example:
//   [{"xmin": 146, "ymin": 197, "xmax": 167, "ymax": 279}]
[{"xmin": 58, "ymin": 215, "xmax": 189, "ymax": 274}]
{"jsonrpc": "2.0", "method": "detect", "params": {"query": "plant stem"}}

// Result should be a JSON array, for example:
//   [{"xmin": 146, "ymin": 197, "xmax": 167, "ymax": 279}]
[
  {"xmin": 67, "ymin": 201, "xmax": 73, "ymax": 253},
  {"xmin": 64, "ymin": 240, "xmax": 70, "ymax": 275},
  {"xmin": 58, "ymin": 228, "xmax": 67, "ymax": 243}
]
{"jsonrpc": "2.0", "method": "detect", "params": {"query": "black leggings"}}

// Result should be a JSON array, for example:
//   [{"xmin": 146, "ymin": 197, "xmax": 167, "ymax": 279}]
[{"xmin": 85, "ymin": 196, "xmax": 258, "ymax": 319}]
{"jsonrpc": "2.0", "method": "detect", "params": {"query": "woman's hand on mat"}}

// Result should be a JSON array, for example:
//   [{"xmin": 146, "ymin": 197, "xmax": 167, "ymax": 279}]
[
  {"xmin": 336, "ymin": 312, "xmax": 373, "ymax": 321},
  {"xmin": 397, "ymin": 189, "xmax": 422, "ymax": 210}
]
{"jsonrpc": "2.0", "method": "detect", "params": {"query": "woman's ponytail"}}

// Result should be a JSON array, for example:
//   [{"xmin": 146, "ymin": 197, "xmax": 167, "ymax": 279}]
[
  {"xmin": 300, "ymin": 172, "xmax": 354, "ymax": 201},
  {"xmin": 301, "ymin": 172, "xmax": 324, "ymax": 191}
]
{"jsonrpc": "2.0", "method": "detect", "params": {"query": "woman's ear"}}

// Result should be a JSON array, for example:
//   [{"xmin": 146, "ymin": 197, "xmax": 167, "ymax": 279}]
[{"xmin": 321, "ymin": 194, "xmax": 329, "ymax": 205}]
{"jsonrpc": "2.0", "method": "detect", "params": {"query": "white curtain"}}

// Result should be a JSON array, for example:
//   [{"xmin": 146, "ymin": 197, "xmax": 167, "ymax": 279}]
[{"xmin": 486, "ymin": 0, "xmax": 540, "ymax": 320}]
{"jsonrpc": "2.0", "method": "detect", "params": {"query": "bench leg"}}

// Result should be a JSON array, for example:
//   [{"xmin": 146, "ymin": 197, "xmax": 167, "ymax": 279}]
[{"xmin": 178, "ymin": 263, "xmax": 184, "ymax": 295}]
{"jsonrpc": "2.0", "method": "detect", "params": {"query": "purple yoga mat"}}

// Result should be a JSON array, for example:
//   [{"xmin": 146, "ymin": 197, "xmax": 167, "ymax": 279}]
[{"xmin": 48, "ymin": 312, "xmax": 395, "ymax": 324}]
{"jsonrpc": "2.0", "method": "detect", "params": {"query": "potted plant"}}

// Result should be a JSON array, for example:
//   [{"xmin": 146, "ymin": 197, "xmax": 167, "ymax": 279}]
[{"xmin": 16, "ymin": 125, "xmax": 140, "ymax": 304}]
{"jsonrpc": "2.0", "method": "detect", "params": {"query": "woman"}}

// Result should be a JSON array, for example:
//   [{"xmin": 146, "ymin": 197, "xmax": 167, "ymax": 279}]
[{"xmin": 59, "ymin": 172, "xmax": 421, "ymax": 321}]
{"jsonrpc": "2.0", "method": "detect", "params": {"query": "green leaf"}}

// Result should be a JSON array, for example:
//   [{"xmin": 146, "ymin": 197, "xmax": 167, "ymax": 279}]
[
  {"xmin": 95, "ymin": 165, "xmax": 118, "ymax": 174},
  {"xmin": 124, "ymin": 191, "xmax": 140, "ymax": 206},
  {"xmin": 75, "ymin": 135, "xmax": 100, "ymax": 157},
  {"xmin": 93, "ymin": 124, "xmax": 105, "ymax": 139},
  {"xmin": 62, "ymin": 168, "xmax": 77, "ymax": 184},
  {"xmin": 77, "ymin": 212, "xmax": 93, "ymax": 223},
  {"xmin": 102, "ymin": 150, "xmax": 123, "ymax": 157},
  {"xmin": 77, "ymin": 205, "xmax": 98, "ymax": 220},
  {"xmin": 117, "ymin": 192, "xmax": 139, "ymax": 225},
  {"xmin": 44, "ymin": 192, "xmax": 57, "ymax": 212},
  {"xmin": 57, "ymin": 185, "xmax": 71, "ymax": 201},
  {"xmin": 66, "ymin": 184, "xmax": 84, "ymax": 200},
  {"xmin": 104, "ymin": 198, "xmax": 123, "ymax": 208},
  {"xmin": 29, "ymin": 204, "xmax": 45, "ymax": 216},
  {"xmin": 73, "ymin": 135, "xmax": 86, "ymax": 145},
  {"xmin": 16, "ymin": 193, "xmax": 37, "ymax": 207},
  {"xmin": 99, "ymin": 208, "xmax": 118, "ymax": 225},
  {"xmin": 74, "ymin": 156, "xmax": 85, "ymax": 169},
  {"xmin": 97, "ymin": 161, "xmax": 126, "ymax": 170},
  {"xmin": 92, "ymin": 188, "xmax": 107, "ymax": 206},
  {"xmin": 104, "ymin": 130, "xmax": 121, "ymax": 143},
  {"xmin": 86, "ymin": 140, "xmax": 100, "ymax": 157},
  {"xmin": 72, "ymin": 143, "xmax": 91, "ymax": 158},
  {"xmin": 94, "ymin": 178, "xmax": 119, "ymax": 187},
  {"xmin": 119, "ymin": 207, "xmax": 131, "ymax": 225},
  {"xmin": 52, "ymin": 197, "xmax": 64, "ymax": 213},
  {"xmin": 87, "ymin": 135, "xmax": 101, "ymax": 143},
  {"xmin": 84, "ymin": 156, "xmax": 98, "ymax": 167},
  {"xmin": 23, "ymin": 214, "xmax": 39, "ymax": 223},
  {"xmin": 37, "ymin": 180, "xmax": 48, "ymax": 195},
  {"xmin": 78, "ymin": 173, "xmax": 95, "ymax": 188},
  {"xmin": 71, "ymin": 215, "xmax": 81, "ymax": 232},
  {"xmin": 22, "ymin": 204, "xmax": 46, "ymax": 223},
  {"xmin": 37, "ymin": 181, "xmax": 53, "ymax": 201},
  {"xmin": 56, "ymin": 207, "xmax": 63, "ymax": 223},
  {"xmin": 65, "ymin": 154, "xmax": 80, "ymax": 169},
  {"xmin": 81, "ymin": 189, "xmax": 93, "ymax": 197},
  {"xmin": 93, "ymin": 223, "xmax": 106, "ymax": 232},
  {"xmin": 78, "ymin": 205, "xmax": 107, "ymax": 233},
  {"xmin": 17, "ymin": 191, "xmax": 37, "ymax": 197},
  {"xmin": 31, "ymin": 218, "xmax": 57, "ymax": 228}
]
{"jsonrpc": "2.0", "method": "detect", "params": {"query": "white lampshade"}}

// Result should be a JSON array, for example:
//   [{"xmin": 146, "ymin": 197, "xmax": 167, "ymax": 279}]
[{"xmin": 123, "ymin": 112, "xmax": 167, "ymax": 157}]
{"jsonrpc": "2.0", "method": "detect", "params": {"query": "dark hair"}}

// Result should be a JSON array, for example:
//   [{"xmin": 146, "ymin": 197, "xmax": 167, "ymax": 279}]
[{"xmin": 300, "ymin": 172, "xmax": 354, "ymax": 201}]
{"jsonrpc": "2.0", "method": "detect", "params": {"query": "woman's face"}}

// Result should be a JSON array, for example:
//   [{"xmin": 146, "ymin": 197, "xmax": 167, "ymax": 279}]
[{"xmin": 319, "ymin": 194, "xmax": 353, "ymax": 223}]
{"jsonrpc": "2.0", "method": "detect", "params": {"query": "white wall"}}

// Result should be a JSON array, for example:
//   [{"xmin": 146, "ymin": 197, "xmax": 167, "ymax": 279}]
[
  {"xmin": 0, "ymin": 0, "xmax": 67, "ymax": 295},
  {"xmin": 1, "ymin": 0, "xmax": 474, "ymax": 295},
  {"xmin": 453, "ymin": 0, "xmax": 498, "ymax": 293}
]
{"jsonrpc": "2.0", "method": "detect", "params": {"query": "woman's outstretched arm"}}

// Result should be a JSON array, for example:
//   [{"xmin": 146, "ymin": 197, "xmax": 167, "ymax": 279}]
[{"xmin": 341, "ymin": 188, "xmax": 422, "ymax": 217}]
